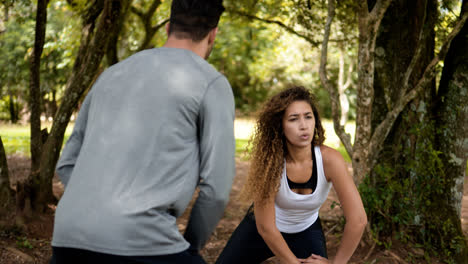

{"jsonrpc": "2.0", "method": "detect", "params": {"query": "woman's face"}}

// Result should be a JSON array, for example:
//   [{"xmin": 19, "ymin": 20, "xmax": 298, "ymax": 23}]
[{"xmin": 282, "ymin": 100, "xmax": 315, "ymax": 149}]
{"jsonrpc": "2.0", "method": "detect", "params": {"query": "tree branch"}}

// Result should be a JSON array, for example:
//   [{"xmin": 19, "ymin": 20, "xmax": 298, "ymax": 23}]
[
  {"xmin": 130, "ymin": 6, "xmax": 144, "ymax": 19},
  {"xmin": 145, "ymin": 0, "xmax": 161, "ymax": 26},
  {"xmin": 131, "ymin": 0, "xmax": 165, "ymax": 51},
  {"xmin": 368, "ymin": 10, "xmax": 468, "ymax": 168},
  {"xmin": 319, "ymin": 0, "xmax": 353, "ymax": 157},
  {"xmin": 401, "ymin": 0, "xmax": 428, "ymax": 94},
  {"xmin": 82, "ymin": 0, "xmax": 105, "ymax": 26},
  {"xmin": 356, "ymin": 1, "xmax": 369, "ymax": 20},
  {"xmin": 228, "ymin": 9, "xmax": 320, "ymax": 47},
  {"xmin": 338, "ymin": 48, "xmax": 345, "ymax": 89},
  {"xmin": 137, "ymin": 18, "xmax": 168, "ymax": 51},
  {"xmin": 151, "ymin": 18, "xmax": 168, "ymax": 33},
  {"xmin": 369, "ymin": 0, "xmax": 393, "ymax": 35},
  {"xmin": 339, "ymin": 46, "xmax": 353, "ymax": 91},
  {"xmin": 229, "ymin": 9, "xmax": 357, "ymax": 48},
  {"xmin": 344, "ymin": 61, "xmax": 353, "ymax": 90}
]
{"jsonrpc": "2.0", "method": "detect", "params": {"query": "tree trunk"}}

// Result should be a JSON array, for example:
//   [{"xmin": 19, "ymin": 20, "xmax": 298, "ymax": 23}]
[
  {"xmin": 366, "ymin": 0, "xmax": 468, "ymax": 260},
  {"xmin": 8, "ymin": 90, "xmax": 18, "ymax": 124},
  {"xmin": 32, "ymin": 0, "xmax": 130, "ymax": 213},
  {"xmin": 352, "ymin": 4, "xmax": 376, "ymax": 183},
  {"xmin": 15, "ymin": 0, "xmax": 49, "ymax": 219},
  {"xmin": 0, "ymin": 136, "xmax": 13, "ymax": 211},
  {"xmin": 106, "ymin": 0, "xmax": 132, "ymax": 65},
  {"xmin": 29, "ymin": 0, "xmax": 49, "ymax": 174},
  {"xmin": 433, "ymin": 1, "xmax": 468, "ymax": 261},
  {"xmin": 371, "ymin": 0, "xmax": 436, "ymax": 189}
]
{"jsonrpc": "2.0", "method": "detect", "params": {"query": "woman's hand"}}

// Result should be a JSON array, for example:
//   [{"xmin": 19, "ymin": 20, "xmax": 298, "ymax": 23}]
[{"xmin": 298, "ymin": 254, "xmax": 330, "ymax": 264}]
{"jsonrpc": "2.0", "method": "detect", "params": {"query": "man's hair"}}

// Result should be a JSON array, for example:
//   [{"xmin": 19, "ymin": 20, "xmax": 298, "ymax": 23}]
[{"xmin": 169, "ymin": 0, "xmax": 225, "ymax": 42}]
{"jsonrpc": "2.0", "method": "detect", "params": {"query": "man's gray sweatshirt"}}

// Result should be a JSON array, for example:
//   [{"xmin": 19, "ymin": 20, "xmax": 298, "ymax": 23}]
[{"xmin": 52, "ymin": 47, "xmax": 236, "ymax": 256}]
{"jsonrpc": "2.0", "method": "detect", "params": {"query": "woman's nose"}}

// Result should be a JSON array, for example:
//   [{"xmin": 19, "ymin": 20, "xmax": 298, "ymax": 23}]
[{"xmin": 299, "ymin": 118, "xmax": 306, "ymax": 129}]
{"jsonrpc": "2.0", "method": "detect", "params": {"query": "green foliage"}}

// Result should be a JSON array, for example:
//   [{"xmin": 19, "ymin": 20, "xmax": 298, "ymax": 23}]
[
  {"xmin": 0, "ymin": 0, "xmax": 361, "ymax": 120},
  {"xmin": 359, "ymin": 120, "xmax": 466, "ymax": 263},
  {"xmin": 0, "ymin": 1, "xmax": 35, "ymax": 122},
  {"xmin": 0, "ymin": 0, "xmax": 79, "ymax": 121},
  {"xmin": 16, "ymin": 236, "xmax": 33, "ymax": 249},
  {"xmin": 210, "ymin": 15, "xmax": 286, "ymax": 113},
  {"xmin": 435, "ymin": 1, "xmax": 461, "ymax": 55},
  {"xmin": 41, "ymin": 2, "xmax": 80, "ymax": 95}
]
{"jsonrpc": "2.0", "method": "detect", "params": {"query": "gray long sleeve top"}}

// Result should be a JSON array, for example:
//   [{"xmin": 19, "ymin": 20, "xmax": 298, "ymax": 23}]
[{"xmin": 52, "ymin": 47, "xmax": 235, "ymax": 256}]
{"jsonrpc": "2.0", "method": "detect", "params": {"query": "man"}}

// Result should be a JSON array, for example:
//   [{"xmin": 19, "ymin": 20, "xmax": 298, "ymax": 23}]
[{"xmin": 50, "ymin": 0, "xmax": 235, "ymax": 263}]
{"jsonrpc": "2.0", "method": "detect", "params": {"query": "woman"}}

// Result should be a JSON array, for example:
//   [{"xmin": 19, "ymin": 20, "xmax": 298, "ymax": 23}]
[{"xmin": 216, "ymin": 86, "xmax": 367, "ymax": 264}]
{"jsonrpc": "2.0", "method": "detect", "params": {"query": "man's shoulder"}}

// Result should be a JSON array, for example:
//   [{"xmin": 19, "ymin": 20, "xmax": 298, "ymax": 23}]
[{"xmin": 180, "ymin": 51, "xmax": 224, "ymax": 82}]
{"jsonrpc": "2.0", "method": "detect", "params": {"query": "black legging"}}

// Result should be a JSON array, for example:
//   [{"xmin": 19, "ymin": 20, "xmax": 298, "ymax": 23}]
[
  {"xmin": 49, "ymin": 247, "xmax": 206, "ymax": 264},
  {"xmin": 216, "ymin": 208, "xmax": 327, "ymax": 264}
]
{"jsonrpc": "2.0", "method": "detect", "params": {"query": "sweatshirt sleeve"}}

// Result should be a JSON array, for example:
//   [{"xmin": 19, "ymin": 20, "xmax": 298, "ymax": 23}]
[
  {"xmin": 55, "ymin": 89, "xmax": 93, "ymax": 187},
  {"xmin": 183, "ymin": 75, "xmax": 236, "ymax": 251}
]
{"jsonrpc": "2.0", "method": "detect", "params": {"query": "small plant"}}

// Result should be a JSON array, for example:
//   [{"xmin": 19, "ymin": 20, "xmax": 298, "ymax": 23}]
[
  {"xmin": 330, "ymin": 200, "xmax": 341, "ymax": 210},
  {"xmin": 16, "ymin": 236, "xmax": 33, "ymax": 249}
]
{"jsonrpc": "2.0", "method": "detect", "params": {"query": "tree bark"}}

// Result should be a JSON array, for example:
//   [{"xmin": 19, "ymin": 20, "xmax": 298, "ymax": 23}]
[
  {"xmin": 16, "ymin": 0, "xmax": 50, "ymax": 220},
  {"xmin": 372, "ymin": 0, "xmax": 436, "ymax": 178},
  {"xmin": 0, "ymin": 136, "xmax": 13, "ymax": 210},
  {"xmin": 29, "ymin": 0, "xmax": 49, "ymax": 174},
  {"xmin": 367, "ymin": 0, "xmax": 468, "ymax": 260},
  {"xmin": 351, "ymin": 0, "xmax": 392, "ymax": 183},
  {"xmin": 106, "ymin": 0, "xmax": 132, "ymax": 65},
  {"xmin": 434, "ymin": 1, "xmax": 468, "ymax": 261},
  {"xmin": 33, "ymin": 0, "xmax": 130, "ymax": 212},
  {"xmin": 351, "ymin": 0, "xmax": 467, "ymax": 182}
]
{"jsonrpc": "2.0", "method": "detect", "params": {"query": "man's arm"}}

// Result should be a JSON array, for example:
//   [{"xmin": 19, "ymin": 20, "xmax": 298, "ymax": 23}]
[
  {"xmin": 184, "ymin": 75, "xmax": 235, "ymax": 252},
  {"xmin": 55, "ymin": 89, "xmax": 93, "ymax": 187}
]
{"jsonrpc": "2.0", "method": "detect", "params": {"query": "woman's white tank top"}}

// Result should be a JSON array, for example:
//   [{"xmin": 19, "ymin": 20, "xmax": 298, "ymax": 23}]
[{"xmin": 274, "ymin": 146, "xmax": 332, "ymax": 233}]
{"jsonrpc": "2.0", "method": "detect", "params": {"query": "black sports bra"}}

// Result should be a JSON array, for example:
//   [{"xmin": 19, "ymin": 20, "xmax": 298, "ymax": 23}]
[{"xmin": 287, "ymin": 149, "xmax": 317, "ymax": 191}]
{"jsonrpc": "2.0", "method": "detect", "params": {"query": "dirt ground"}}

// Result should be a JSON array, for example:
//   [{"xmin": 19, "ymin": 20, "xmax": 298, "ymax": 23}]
[{"xmin": 1, "ymin": 155, "xmax": 463, "ymax": 263}]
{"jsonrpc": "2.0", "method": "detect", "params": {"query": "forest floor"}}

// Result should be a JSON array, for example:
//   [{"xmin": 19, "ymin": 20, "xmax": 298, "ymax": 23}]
[{"xmin": 1, "ymin": 154, "xmax": 463, "ymax": 264}]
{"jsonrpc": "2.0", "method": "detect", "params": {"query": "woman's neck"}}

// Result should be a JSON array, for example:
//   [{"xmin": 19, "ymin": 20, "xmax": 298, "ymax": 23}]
[{"xmin": 285, "ymin": 143, "xmax": 312, "ymax": 164}]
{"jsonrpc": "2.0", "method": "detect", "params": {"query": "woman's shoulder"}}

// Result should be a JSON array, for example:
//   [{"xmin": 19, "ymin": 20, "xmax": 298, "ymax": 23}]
[{"xmin": 318, "ymin": 145, "xmax": 347, "ymax": 169}]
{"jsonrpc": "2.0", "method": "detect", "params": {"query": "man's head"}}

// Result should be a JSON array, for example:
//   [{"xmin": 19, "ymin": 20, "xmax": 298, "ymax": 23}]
[{"xmin": 168, "ymin": 0, "xmax": 225, "ymax": 42}]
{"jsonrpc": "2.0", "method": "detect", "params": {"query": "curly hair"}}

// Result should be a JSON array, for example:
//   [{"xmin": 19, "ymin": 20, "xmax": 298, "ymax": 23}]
[{"xmin": 241, "ymin": 86, "xmax": 325, "ymax": 206}]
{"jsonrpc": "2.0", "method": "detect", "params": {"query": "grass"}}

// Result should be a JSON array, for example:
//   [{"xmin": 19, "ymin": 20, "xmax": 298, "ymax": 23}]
[
  {"xmin": 0, "ymin": 122, "xmax": 73, "ymax": 157},
  {"xmin": 1, "ymin": 124, "xmax": 30, "ymax": 155},
  {"xmin": 235, "ymin": 138, "xmax": 250, "ymax": 158},
  {"xmin": 1, "ymin": 119, "xmax": 353, "ymax": 162}
]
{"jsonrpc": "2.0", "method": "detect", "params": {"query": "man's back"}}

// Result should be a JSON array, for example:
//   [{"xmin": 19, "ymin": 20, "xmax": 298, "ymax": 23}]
[{"xmin": 52, "ymin": 47, "xmax": 235, "ymax": 256}]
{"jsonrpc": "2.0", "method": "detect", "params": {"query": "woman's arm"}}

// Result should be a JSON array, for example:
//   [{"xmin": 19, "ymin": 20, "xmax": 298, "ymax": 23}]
[
  {"xmin": 254, "ymin": 198, "xmax": 301, "ymax": 264},
  {"xmin": 321, "ymin": 146, "xmax": 367, "ymax": 264}
]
